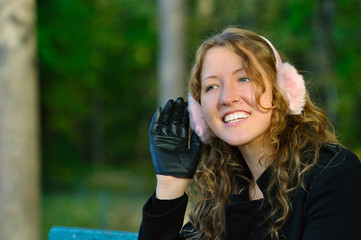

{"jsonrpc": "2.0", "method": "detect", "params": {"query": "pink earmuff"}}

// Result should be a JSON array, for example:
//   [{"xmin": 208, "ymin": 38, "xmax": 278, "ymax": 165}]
[
  {"xmin": 260, "ymin": 36, "xmax": 306, "ymax": 115},
  {"xmin": 188, "ymin": 35, "xmax": 306, "ymax": 144},
  {"xmin": 188, "ymin": 93, "xmax": 211, "ymax": 144}
]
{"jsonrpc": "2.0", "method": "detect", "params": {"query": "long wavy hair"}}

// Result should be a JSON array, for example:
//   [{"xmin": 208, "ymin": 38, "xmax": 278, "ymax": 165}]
[{"xmin": 187, "ymin": 28, "xmax": 339, "ymax": 239}]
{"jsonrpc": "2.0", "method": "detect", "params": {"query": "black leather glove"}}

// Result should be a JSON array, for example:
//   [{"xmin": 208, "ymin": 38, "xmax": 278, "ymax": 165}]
[{"xmin": 149, "ymin": 97, "xmax": 201, "ymax": 178}]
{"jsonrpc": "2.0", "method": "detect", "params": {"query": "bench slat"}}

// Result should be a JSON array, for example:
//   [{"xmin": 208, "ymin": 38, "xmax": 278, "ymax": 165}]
[{"xmin": 48, "ymin": 226, "xmax": 138, "ymax": 240}]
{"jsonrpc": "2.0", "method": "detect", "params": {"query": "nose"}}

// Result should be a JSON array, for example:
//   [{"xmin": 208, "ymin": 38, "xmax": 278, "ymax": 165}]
[{"xmin": 220, "ymin": 82, "xmax": 240, "ymax": 106}]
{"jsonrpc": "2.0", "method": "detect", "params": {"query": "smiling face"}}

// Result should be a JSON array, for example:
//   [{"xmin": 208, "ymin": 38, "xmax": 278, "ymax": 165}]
[{"xmin": 200, "ymin": 46, "xmax": 273, "ymax": 151}]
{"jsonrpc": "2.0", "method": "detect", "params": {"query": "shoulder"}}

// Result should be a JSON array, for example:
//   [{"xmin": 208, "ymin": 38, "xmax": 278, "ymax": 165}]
[
  {"xmin": 299, "ymin": 145, "xmax": 361, "ymax": 240},
  {"xmin": 306, "ymin": 144, "xmax": 361, "ymax": 191},
  {"xmin": 317, "ymin": 144, "xmax": 360, "ymax": 172}
]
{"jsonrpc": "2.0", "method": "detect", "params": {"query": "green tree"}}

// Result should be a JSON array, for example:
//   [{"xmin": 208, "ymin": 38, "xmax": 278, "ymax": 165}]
[{"xmin": 38, "ymin": 0, "xmax": 158, "ymax": 187}]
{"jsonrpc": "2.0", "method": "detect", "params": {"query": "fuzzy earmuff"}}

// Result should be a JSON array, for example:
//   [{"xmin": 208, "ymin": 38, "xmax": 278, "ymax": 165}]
[
  {"xmin": 188, "ymin": 93, "xmax": 211, "ymax": 144},
  {"xmin": 188, "ymin": 35, "xmax": 306, "ymax": 144},
  {"xmin": 260, "ymin": 36, "xmax": 306, "ymax": 115},
  {"xmin": 277, "ymin": 62, "xmax": 306, "ymax": 115}
]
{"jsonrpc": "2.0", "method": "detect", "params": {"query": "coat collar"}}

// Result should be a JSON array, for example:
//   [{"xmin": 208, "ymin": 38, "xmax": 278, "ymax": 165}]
[
  {"xmin": 230, "ymin": 166, "xmax": 272, "ymax": 203},
  {"xmin": 256, "ymin": 166, "xmax": 272, "ymax": 194}
]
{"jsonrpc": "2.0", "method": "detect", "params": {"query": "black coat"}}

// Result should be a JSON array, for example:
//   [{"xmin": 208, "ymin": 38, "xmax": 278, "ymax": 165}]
[{"xmin": 138, "ymin": 145, "xmax": 361, "ymax": 240}]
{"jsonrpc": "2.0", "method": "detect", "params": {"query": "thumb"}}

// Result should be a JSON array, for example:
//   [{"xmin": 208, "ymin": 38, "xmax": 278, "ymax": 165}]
[{"xmin": 189, "ymin": 132, "xmax": 201, "ymax": 157}]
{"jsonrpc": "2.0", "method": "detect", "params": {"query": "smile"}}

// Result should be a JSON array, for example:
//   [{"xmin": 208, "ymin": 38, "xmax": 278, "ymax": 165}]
[{"xmin": 224, "ymin": 111, "xmax": 250, "ymax": 123}]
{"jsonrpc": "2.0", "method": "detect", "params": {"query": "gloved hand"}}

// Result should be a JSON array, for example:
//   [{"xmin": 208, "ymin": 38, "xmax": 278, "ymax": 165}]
[{"xmin": 149, "ymin": 97, "xmax": 201, "ymax": 178}]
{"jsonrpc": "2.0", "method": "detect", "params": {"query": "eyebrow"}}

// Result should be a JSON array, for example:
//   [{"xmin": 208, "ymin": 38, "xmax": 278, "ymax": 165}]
[
  {"xmin": 232, "ymin": 67, "xmax": 246, "ymax": 75},
  {"xmin": 201, "ymin": 67, "xmax": 246, "ymax": 82}
]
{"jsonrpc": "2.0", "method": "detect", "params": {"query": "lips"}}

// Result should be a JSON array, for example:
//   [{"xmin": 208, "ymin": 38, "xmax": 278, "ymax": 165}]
[{"xmin": 223, "ymin": 111, "xmax": 250, "ymax": 123}]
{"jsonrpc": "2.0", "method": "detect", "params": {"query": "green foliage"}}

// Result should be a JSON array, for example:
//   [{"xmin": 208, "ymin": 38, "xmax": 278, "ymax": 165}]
[
  {"xmin": 38, "ymin": 0, "xmax": 361, "ymax": 186},
  {"xmin": 38, "ymin": 0, "xmax": 157, "ymax": 186},
  {"xmin": 333, "ymin": 0, "xmax": 361, "ymax": 148},
  {"xmin": 38, "ymin": 0, "xmax": 361, "ymax": 237}
]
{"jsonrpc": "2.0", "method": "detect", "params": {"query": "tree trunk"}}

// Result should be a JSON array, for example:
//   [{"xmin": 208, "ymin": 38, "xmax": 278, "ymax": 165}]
[
  {"xmin": 312, "ymin": 0, "xmax": 338, "ymax": 120},
  {"xmin": 158, "ymin": 0, "xmax": 187, "ymax": 106},
  {"xmin": 0, "ymin": 1, "xmax": 40, "ymax": 240}
]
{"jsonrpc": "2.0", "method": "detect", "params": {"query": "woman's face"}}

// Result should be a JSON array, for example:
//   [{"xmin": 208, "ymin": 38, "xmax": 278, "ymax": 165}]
[{"xmin": 200, "ymin": 46, "xmax": 273, "ymax": 151}]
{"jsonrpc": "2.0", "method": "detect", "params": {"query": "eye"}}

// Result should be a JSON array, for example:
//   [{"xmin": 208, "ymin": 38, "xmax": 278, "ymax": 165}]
[
  {"xmin": 239, "ymin": 77, "xmax": 250, "ymax": 83},
  {"xmin": 205, "ymin": 85, "xmax": 219, "ymax": 92}
]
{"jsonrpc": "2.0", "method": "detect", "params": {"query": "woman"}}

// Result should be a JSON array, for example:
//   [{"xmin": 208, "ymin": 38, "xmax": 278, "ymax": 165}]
[{"xmin": 138, "ymin": 28, "xmax": 361, "ymax": 240}]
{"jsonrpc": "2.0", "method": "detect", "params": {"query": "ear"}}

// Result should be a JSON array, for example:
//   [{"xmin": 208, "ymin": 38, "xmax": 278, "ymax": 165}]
[{"xmin": 188, "ymin": 93, "xmax": 211, "ymax": 144}]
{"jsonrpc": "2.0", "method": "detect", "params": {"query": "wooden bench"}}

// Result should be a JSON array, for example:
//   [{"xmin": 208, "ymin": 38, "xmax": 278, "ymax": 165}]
[{"xmin": 48, "ymin": 226, "xmax": 138, "ymax": 240}]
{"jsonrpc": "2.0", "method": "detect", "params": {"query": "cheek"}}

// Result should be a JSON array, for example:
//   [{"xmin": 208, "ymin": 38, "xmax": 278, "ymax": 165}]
[
  {"xmin": 200, "ymin": 94, "xmax": 217, "ymax": 124},
  {"xmin": 251, "ymin": 85, "xmax": 273, "ymax": 110},
  {"xmin": 260, "ymin": 90, "xmax": 273, "ymax": 108},
  {"xmin": 241, "ymin": 86, "xmax": 258, "ymax": 107},
  {"xmin": 261, "ymin": 81, "xmax": 274, "ymax": 107},
  {"xmin": 200, "ymin": 95, "xmax": 212, "ymax": 116},
  {"xmin": 248, "ymin": 89, "xmax": 257, "ymax": 106}
]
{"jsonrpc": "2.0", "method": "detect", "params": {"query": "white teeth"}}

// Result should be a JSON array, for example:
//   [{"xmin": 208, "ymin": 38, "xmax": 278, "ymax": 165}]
[{"xmin": 224, "ymin": 112, "xmax": 250, "ymax": 123}]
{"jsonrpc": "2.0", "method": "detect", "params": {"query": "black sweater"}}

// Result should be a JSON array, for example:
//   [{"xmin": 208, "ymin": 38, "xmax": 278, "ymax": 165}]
[{"xmin": 138, "ymin": 145, "xmax": 361, "ymax": 240}]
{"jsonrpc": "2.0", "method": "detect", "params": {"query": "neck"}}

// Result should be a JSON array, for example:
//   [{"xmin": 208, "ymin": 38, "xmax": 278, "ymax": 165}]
[
  {"xmin": 238, "ymin": 143, "xmax": 270, "ymax": 181},
  {"xmin": 239, "ymin": 144, "xmax": 269, "ymax": 200}
]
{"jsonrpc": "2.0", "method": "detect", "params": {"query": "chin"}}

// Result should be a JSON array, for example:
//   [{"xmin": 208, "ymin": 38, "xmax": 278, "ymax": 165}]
[{"xmin": 221, "ymin": 137, "xmax": 247, "ymax": 147}]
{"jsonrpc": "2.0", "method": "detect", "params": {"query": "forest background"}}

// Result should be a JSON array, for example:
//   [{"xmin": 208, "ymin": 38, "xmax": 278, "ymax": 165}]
[{"xmin": 35, "ymin": 0, "xmax": 361, "ymax": 239}]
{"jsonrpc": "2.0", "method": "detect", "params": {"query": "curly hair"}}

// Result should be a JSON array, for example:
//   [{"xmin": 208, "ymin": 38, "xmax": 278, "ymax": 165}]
[{"xmin": 186, "ymin": 28, "xmax": 339, "ymax": 240}]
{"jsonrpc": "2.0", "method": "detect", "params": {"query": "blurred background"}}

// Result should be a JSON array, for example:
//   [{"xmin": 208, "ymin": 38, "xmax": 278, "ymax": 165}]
[{"xmin": 0, "ymin": 0, "xmax": 360, "ymax": 239}]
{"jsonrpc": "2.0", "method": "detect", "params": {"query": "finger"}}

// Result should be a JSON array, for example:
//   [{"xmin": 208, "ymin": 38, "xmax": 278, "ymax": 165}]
[
  {"xmin": 188, "ymin": 132, "xmax": 201, "ymax": 176},
  {"xmin": 160, "ymin": 99, "xmax": 175, "ymax": 135},
  {"xmin": 170, "ymin": 97, "xmax": 184, "ymax": 136},
  {"xmin": 149, "ymin": 107, "xmax": 162, "ymax": 135},
  {"xmin": 180, "ymin": 102, "xmax": 190, "ymax": 138},
  {"xmin": 189, "ymin": 131, "xmax": 201, "ymax": 153}
]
